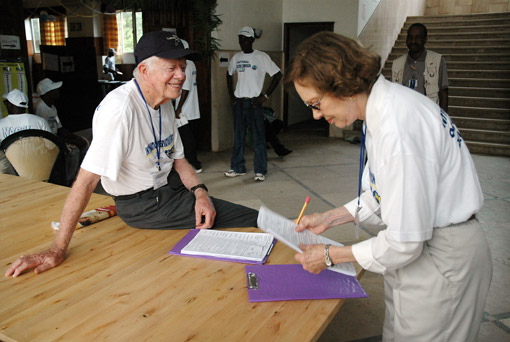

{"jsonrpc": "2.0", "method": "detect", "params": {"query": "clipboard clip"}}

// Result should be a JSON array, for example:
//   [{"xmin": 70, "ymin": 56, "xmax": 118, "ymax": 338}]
[{"xmin": 247, "ymin": 272, "xmax": 259, "ymax": 290}]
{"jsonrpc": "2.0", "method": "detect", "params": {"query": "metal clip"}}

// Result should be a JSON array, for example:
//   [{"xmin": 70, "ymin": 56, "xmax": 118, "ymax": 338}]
[{"xmin": 247, "ymin": 272, "xmax": 258, "ymax": 290}]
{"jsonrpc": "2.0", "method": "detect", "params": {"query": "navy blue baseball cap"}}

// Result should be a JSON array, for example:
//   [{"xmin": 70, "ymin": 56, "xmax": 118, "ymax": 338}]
[{"xmin": 134, "ymin": 31, "xmax": 201, "ymax": 65}]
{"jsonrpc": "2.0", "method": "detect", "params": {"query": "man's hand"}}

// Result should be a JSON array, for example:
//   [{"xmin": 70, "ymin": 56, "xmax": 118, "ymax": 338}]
[
  {"xmin": 194, "ymin": 189, "xmax": 216, "ymax": 229},
  {"xmin": 4, "ymin": 246, "xmax": 66, "ymax": 278},
  {"xmin": 295, "ymin": 212, "xmax": 329, "ymax": 235},
  {"xmin": 295, "ymin": 244, "xmax": 327, "ymax": 274},
  {"xmin": 252, "ymin": 94, "xmax": 266, "ymax": 107}
]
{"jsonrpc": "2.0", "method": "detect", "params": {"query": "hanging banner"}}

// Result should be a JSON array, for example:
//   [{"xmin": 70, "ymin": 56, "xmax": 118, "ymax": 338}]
[{"xmin": 0, "ymin": 61, "xmax": 27, "ymax": 118}]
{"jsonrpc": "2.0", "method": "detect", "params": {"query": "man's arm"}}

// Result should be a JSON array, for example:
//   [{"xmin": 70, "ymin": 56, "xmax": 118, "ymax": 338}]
[
  {"xmin": 439, "ymin": 87, "xmax": 448, "ymax": 113},
  {"xmin": 253, "ymin": 71, "xmax": 282, "ymax": 107},
  {"xmin": 226, "ymin": 72, "xmax": 236, "ymax": 105},
  {"xmin": 57, "ymin": 127, "xmax": 88, "ymax": 149},
  {"xmin": 5, "ymin": 169, "xmax": 101, "ymax": 277},
  {"xmin": 175, "ymin": 89, "xmax": 189, "ymax": 119},
  {"xmin": 173, "ymin": 158, "xmax": 216, "ymax": 228}
]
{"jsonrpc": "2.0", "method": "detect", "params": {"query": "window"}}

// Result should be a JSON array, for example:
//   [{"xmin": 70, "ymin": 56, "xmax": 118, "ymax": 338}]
[
  {"xmin": 29, "ymin": 18, "xmax": 41, "ymax": 54},
  {"xmin": 116, "ymin": 11, "xmax": 143, "ymax": 53}
]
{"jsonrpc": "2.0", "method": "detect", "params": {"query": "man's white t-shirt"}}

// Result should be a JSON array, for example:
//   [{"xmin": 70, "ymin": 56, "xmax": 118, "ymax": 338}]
[
  {"xmin": 175, "ymin": 60, "xmax": 200, "ymax": 121},
  {"xmin": 228, "ymin": 50, "xmax": 280, "ymax": 98},
  {"xmin": 81, "ymin": 80, "xmax": 185, "ymax": 196},
  {"xmin": 35, "ymin": 101, "xmax": 62, "ymax": 134},
  {"xmin": 0, "ymin": 114, "xmax": 52, "ymax": 141}
]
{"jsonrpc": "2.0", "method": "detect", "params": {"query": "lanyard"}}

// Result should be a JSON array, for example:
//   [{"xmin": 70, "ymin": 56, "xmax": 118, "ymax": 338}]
[
  {"xmin": 134, "ymin": 79, "xmax": 162, "ymax": 171},
  {"xmin": 355, "ymin": 122, "xmax": 367, "ymax": 238}
]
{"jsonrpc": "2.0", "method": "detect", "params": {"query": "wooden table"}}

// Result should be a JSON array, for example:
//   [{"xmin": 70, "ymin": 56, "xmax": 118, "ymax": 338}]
[{"xmin": 0, "ymin": 174, "xmax": 348, "ymax": 342}]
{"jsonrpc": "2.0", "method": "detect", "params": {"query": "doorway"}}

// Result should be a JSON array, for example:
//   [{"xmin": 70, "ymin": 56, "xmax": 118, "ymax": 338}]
[{"xmin": 283, "ymin": 22, "xmax": 334, "ymax": 133}]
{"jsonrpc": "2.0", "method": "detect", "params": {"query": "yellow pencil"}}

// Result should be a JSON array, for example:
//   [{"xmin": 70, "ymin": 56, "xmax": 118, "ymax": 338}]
[{"xmin": 296, "ymin": 196, "xmax": 310, "ymax": 224}]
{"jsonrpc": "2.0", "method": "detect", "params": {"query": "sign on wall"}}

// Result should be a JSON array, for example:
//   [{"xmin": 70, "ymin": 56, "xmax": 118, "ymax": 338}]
[{"xmin": 0, "ymin": 61, "xmax": 27, "ymax": 118}]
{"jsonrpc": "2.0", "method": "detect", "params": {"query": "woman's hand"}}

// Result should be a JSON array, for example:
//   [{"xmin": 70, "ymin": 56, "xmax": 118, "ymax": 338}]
[
  {"xmin": 295, "ymin": 212, "xmax": 329, "ymax": 234},
  {"xmin": 5, "ymin": 246, "xmax": 66, "ymax": 278},
  {"xmin": 295, "ymin": 244, "xmax": 327, "ymax": 274}
]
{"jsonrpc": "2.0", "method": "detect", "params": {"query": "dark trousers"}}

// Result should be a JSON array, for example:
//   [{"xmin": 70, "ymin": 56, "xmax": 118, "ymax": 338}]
[{"xmin": 114, "ymin": 169, "xmax": 258, "ymax": 229}]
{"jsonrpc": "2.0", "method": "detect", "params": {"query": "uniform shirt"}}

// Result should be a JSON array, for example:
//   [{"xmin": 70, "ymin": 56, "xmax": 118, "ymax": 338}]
[
  {"xmin": 35, "ymin": 101, "xmax": 63, "ymax": 134},
  {"xmin": 81, "ymin": 80, "xmax": 184, "ymax": 196},
  {"xmin": 228, "ymin": 50, "xmax": 280, "ymax": 98},
  {"xmin": 0, "ymin": 114, "xmax": 52, "ymax": 141},
  {"xmin": 175, "ymin": 60, "xmax": 200, "ymax": 121},
  {"xmin": 402, "ymin": 50, "xmax": 448, "ymax": 94},
  {"xmin": 345, "ymin": 76, "xmax": 482, "ymax": 274}
]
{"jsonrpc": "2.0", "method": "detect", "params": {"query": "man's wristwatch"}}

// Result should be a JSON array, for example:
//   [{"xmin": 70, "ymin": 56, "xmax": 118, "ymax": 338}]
[
  {"xmin": 263, "ymin": 93, "xmax": 269, "ymax": 99},
  {"xmin": 325, "ymin": 244, "xmax": 334, "ymax": 267},
  {"xmin": 190, "ymin": 183, "xmax": 208, "ymax": 194}
]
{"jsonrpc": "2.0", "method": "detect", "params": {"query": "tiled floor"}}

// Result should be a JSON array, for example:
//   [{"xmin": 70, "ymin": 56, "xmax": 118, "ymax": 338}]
[{"xmin": 96, "ymin": 122, "xmax": 510, "ymax": 341}]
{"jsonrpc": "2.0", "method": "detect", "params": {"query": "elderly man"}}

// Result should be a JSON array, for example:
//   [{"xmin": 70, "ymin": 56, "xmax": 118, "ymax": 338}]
[
  {"xmin": 392, "ymin": 23, "xmax": 449, "ymax": 112},
  {"xmin": 5, "ymin": 31, "xmax": 258, "ymax": 278}
]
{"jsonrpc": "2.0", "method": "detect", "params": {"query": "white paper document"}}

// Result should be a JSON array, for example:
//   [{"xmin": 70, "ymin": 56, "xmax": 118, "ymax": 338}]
[
  {"xmin": 181, "ymin": 230, "xmax": 274, "ymax": 262},
  {"xmin": 257, "ymin": 206, "xmax": 356, "ymax": 276}
]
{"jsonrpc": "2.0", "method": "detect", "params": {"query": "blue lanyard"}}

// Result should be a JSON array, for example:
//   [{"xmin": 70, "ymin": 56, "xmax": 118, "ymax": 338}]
[
  {"xmin": 134, "ymin": 79, "xmax": 162, "ymax": 171},
  {"xmin": 357, "ymin": 122, "xmax": 367, "ymax": 210}
]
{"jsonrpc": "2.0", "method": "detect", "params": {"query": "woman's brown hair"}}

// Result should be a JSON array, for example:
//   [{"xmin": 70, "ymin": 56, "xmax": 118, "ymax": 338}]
[{"xmin": 285, "ymin": 31, "xmax": 381, "ymax": 98}]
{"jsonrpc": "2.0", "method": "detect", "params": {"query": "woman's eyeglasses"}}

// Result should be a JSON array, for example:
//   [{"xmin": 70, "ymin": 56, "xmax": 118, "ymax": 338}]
[{"xmin": 303, "ymin": 93, "xmax": 324, "ymax": 111}]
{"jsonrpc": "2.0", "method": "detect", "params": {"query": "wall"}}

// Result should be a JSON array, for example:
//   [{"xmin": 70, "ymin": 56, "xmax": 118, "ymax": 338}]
[
  {"xmin": 212, "ymin": 0, "xmax": 283, "ymax": 151},
  {"xmin": 358, "ymin": 0, "xmax": 381, "ymax": 36},
  {"xmin": 426, "ymin": 0, "xmax": 510, "ymax": 15}
]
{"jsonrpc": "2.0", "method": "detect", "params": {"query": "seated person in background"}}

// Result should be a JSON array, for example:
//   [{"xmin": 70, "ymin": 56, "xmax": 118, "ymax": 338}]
[
  {"xmin": 263, "ymin": 107, "xmax": 292, "ymax": 157},
  {"xmin": 5, "ymin": 31, "xmax": 258, "ymax": 278},
  {"xmin": 1, "ymin": 89, "xmax": 52, "ymax": 174},
  {"xmin": 103, "ymin": 48, "xmax": 123, "ymax": 81}
]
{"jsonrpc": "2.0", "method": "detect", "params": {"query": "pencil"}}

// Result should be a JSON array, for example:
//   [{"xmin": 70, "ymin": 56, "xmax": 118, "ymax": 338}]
[{"xmin": 296, "ymin": 196, "xmax": 310, "ymax": 224}]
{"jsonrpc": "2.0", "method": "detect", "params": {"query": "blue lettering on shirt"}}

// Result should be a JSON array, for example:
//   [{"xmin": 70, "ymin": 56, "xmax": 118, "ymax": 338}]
[
  {"xmin": 440, "ymin": 109, "xmax": 463, "ymax": 148},
  {"xmin": 369, "ymin": 167, "xmax": 381, "ymax": 204},
  {"xmin": 145, "ymin": 134, "xmax": 175, "ymax": 158},
  {"xmin": 2, "ymin": 126, "xmax": 33, "ymax": 138},
  {"xmin": 236, "ymin": 60, "xmax": 255, "ymax": 73}
]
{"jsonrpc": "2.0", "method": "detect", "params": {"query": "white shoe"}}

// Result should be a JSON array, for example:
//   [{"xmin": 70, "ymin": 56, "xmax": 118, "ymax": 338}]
[
  {"xmin": 254, "ymin": 173, "xmax": 265, "ymax": 181},
  {"xmin": 224, "ymin": 169, "xmax": 247, "ymax": 177},
  {"xmin": 195, "ymin": 168, "xmax": 203, "ymax": 174}
]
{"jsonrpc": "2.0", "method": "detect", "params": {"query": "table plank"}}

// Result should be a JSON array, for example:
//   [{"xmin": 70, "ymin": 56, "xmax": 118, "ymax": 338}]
[{"xmin": 0, "ymin": 174, "xmax": 345, "ymax": 341}]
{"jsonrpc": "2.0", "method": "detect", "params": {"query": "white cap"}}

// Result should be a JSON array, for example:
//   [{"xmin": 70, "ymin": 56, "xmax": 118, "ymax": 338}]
[
  {"xmin": 238, "ymin": 26, "xmax": 254, "ymax": 38},
  {"xmin": 37, "ymin": 78, "xmax": 63, "ymax": 96},
  {"xmin": 2, "ymin": 89, "xmax": 29, "ymax": 108},
  {"xmin": 180, "ymin": 39, "xmax": 189, "ymax": 50}
]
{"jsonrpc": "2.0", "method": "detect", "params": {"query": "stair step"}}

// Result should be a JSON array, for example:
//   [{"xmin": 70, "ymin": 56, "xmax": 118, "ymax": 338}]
[
  {"xmin": 387, "ymin": 53, "xmax": 510, "ymax": 62},
  {"xmin": 408, "ymin": 13, "xmax": 510, "ymax": 21},
  {"xmin": 398, "ymin": 31, "xmax": 510, "ymax": 40},
  {"xmin": 451, "ymin": 116, "xmax": 510, "ymax": 131},
  {"xmin": 404, "ymin": 18, "xmax": 510, "ymax": 28},
  {"xmin": 382, "ymin": 61, "xmax": 510, "ymax": 72},
  {"xmin": 448, "ymin": 69, "xmax": 510, "ymax": 79},
  {"xmin": 394, "ymin": 38, "xmax": 510, "ymax": 47},
  {"xmin": 460, "ymin": 128, "xmax": 510, "ymax": 145},
  {"xmin": 450, "ymin": 87, "xmax": 510, "ymax": 98},
  {"xmin": 391, "ymin": 47, "xmax": 510, "ymax": 55},
  {"xmin": 449, "ymin": 106, "xmax": 509, "ymax": 120},
  {"xmin": 450, "ymin": 96, "xmax": 510, "ymax": 109},
  {"xmin": 425, "ymin": 25, "xmax": 510, "ymax": 34},
  {"xmin": 465, "ymin": 141, "xmax": 510, "ymax": 156},
  {"xmin": 449, "ymin": 78, "xmax": 510, "ymax": 88}
]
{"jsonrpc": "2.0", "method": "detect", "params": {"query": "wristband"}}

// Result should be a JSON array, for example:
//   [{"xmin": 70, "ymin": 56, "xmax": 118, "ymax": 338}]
[{"xmin": 263, "ymin": 93, "xmax": 269, "ymax": 99}]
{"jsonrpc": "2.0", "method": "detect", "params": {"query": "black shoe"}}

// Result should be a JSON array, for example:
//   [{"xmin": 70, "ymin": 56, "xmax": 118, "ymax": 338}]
[{"xmin": 276, "ymin": 148, "xmax": 292, "ymax": 157}]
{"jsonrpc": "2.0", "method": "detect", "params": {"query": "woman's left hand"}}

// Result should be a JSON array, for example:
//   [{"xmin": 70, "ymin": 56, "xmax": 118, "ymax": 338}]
[{"xmin": 295, "ymin": 244, "xmax": 328, "ymax": 274}]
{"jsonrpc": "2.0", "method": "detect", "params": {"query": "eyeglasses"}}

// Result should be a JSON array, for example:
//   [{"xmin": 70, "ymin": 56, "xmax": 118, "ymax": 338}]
[{"xmin": 303, "ymin": 93, "xmax": 324, "ymax": 111}]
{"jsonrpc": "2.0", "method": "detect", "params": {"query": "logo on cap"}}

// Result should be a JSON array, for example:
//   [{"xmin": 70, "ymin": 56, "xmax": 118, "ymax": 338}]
[{"xmin": 166, "ymin": 35, "xmax": 181, "ymax": 46}]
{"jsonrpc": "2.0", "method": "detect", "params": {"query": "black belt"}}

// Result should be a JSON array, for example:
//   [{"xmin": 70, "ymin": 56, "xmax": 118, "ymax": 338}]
[{"xmin": 113, "ymin": 187, "xmax": 153, "ymax": 201}]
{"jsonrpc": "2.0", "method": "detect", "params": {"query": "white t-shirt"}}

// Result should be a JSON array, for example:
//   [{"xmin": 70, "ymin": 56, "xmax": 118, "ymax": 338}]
[
  {"xmin": 175, "ymin": 60, "xmax": 200, "ymax": 121},
  {"xmin": 0, "ymin": 114, "xmax": 52, "ymax": 141},
  {"xmin": 35, "ymin": 101, "xmax": 62, "ymax": 134},
  {"xmin": 346, "ymin": 76, "xmax": 483, "ymax": 273},
  {"xmin": 81, "ymin": 80, "xmax": 185, "ymax": 196},
  {"xmin": 105, "ymin": 56, "xmax": 115, "ymax": 70},
  {"xmin": 228, "ymin": 50, "xmax": 280, "ymax": 98}
]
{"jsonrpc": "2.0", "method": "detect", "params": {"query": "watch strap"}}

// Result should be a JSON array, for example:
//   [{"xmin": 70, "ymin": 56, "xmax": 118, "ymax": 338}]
[
  {"xmin": 325, "ymin": 244, "xmax": 334, "ymax": 267},
  {"xmin": 190, "ymin": 183, "xmax": 208, "ymax": 194}
]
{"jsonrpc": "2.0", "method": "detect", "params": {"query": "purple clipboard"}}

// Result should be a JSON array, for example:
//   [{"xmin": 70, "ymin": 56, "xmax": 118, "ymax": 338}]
[
  {"xmin": 245, "ymin": 264, "xmax": 367, "ymax": 302},
  {"xmin": 168, "ymin": 229, "xmax": 276, "ymax": 265}
]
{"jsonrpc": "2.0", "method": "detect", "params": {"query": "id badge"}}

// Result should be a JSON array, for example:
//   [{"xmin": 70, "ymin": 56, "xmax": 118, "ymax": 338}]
[
  {"xmin": 152, "ymin": 169, "xmax": 168, "ymax": 190},
  {"xmin": 408, "ymin": 79, "xmax": 418, "ymax": 90}
]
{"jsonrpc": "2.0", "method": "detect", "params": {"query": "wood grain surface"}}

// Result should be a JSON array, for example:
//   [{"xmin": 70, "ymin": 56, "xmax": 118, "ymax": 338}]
[{"xmin": 0, "ymin": 174, "xmax": 346, "ymax": 342}]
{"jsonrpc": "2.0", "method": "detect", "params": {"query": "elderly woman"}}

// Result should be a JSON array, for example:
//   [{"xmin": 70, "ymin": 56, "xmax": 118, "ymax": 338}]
[{"xmin": 287, "ymin": 32, "xmax": 492, "ymax": 341}]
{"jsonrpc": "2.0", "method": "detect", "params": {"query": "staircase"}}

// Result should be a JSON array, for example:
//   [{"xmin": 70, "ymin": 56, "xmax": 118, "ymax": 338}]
[{"xmin": 381, "ymin": 12, "xmax": 510, "ymax": 157}]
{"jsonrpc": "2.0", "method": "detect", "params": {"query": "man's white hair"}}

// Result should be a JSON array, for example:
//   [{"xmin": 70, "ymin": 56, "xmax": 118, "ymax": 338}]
[{"xmin": 133, "ymin": 56, "xmax": 158, "ymax": 79}]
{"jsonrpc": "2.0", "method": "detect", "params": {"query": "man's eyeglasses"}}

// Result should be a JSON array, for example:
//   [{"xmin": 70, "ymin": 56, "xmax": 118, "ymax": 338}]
[{"xmin": 303, "ymin": 93, "xmax": 324, "ymax": 111}]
